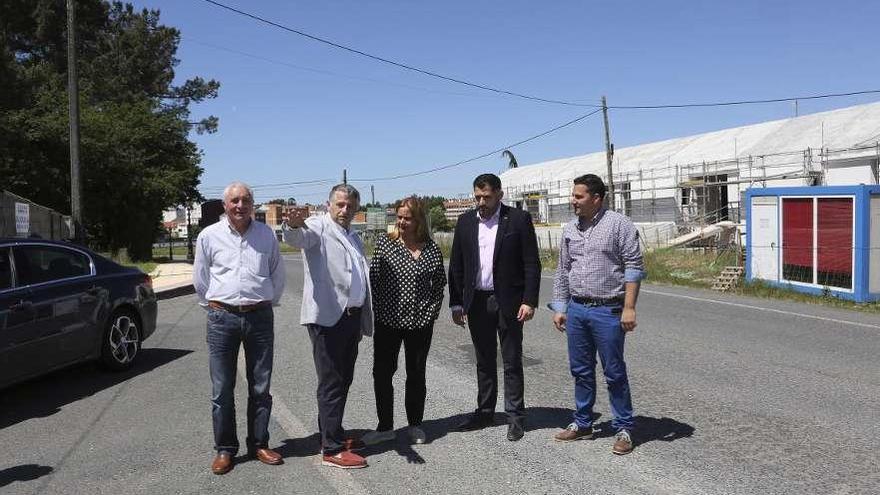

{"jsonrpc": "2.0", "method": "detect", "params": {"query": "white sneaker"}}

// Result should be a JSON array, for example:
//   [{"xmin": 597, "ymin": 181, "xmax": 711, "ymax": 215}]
[
  {"xmin": 408, "ymin": 426, "xmax": 426, "ymax": 444},
  {"xmin": 361, "ymin": 429, "xmax": 395, "ymax": 445}
]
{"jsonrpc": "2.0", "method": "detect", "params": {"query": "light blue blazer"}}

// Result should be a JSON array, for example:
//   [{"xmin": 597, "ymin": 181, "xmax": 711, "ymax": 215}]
[{"xmin": 283, "ymin": 214, "xmax": 374, "ymax": 336}]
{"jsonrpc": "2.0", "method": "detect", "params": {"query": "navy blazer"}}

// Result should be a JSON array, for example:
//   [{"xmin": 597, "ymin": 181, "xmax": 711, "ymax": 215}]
[{"xmin": 448, "ymin": 203, "xmax": 541, "ymax": 317}]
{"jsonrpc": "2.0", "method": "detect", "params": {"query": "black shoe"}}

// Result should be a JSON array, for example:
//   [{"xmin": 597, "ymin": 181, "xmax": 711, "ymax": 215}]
[
  {"xmin": 454, "ymin": 412, "xmax": 494, "ymax": 432},
  {"xmin": 507, "ymin": 421, "xmax": 524, "ymax": 441}
]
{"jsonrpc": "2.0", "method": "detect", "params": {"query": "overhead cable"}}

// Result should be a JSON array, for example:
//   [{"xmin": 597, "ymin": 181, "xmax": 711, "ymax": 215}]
[{"xmin": 199, "ymin": 0, "xmax": 594, "ymax": 107}]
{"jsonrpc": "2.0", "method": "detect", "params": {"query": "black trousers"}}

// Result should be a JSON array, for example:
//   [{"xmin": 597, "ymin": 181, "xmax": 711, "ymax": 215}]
[
  {"xmin": 308, "ymin": 312, "xmax": 362, "ymax": 455},
  {"xmin": 372, "ymin": 321, "xmax": 434, "ymax": 431},
  {"xmin": 467, "ymin": 290, "xmax": 525, "ymax": 421}
]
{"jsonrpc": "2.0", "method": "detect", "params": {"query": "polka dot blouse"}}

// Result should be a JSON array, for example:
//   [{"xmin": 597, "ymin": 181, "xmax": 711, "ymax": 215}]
[{"xmin": 369, "ymin": 235, "xmax": 447, "ymax": 330}]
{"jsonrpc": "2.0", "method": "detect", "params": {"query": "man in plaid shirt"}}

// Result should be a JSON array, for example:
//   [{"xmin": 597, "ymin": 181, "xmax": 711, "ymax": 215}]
[{"xmin": 549, "ymin": 174, "xmax": 645, "ymax": 455}]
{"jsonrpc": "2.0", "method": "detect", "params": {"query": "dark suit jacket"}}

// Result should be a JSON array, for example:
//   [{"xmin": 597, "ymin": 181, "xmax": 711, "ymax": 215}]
[{"xmin": 448, "ymin": 203, "xmax": 541, "ymax": 317}]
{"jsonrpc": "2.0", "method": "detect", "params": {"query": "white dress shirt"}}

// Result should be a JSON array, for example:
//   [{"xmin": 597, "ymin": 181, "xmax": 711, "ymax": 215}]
[
  {"xmin": 193, "ymin": 217, "xmax": 285, "ymax": 307},
  {"xmin": 476, "ymin": 206, "xmax": 501, "ymax": 290},
  {"xmin": 336, "ymin": 223, "xmax": 367, "ymax": 308}
]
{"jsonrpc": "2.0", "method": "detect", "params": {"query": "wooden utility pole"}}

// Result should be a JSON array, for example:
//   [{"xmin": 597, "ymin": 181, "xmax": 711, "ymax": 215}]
[
  {"xmin": 67, "ymin": 0, "xmax": 84, "ymax": 242},
  {"xmin": 602, "ymin": 96, "xmax": 615, "ymax": 210},
  {"xmin": 343, "ymin": 169, "xmax": 347, "ymax": 185}
]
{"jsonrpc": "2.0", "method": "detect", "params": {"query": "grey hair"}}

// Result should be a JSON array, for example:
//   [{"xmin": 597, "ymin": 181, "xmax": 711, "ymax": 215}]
[
  {"xmin": 328, "ymin": 183, "xmax": 360, "ymax": 203},
  {"xmin": 223, "ymin": 181, "xmax": 254, "ymax": 201}
]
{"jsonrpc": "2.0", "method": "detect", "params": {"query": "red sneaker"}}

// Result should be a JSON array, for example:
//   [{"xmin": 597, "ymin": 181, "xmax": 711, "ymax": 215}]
[{"xmin": 322, "ymin": 450, "xmax": 367, "ymax": 469}]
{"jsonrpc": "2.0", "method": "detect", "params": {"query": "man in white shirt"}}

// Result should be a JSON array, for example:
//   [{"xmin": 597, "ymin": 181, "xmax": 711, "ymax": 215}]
[
  {"xmin": 283, "ymin": 184, "xmax": 373, "ymax": 469},
  {"xmin": 193, "ymin": 182, "xmax": 286, "ymax": 475}
]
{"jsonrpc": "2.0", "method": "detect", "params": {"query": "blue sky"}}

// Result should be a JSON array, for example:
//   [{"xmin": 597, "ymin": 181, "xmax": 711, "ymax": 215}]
[{"xmin": 131, "ymin": 0, "xmax": 880, "ymax": 204}]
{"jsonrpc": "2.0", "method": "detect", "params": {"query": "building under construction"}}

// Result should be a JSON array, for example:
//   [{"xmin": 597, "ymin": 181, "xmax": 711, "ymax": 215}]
[{"xmin": 500, "ymin": 101, "xmax": 880, "ymax": 247}]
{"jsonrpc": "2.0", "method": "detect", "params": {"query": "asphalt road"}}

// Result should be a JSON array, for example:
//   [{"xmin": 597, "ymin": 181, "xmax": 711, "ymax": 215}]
[{"xmin": 2, "ymin": 255, "xmax": 879, "ymax": 494}]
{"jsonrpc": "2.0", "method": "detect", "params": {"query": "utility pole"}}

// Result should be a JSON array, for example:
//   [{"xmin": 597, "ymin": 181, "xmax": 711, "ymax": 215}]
[
  {"xmin": 343, "ymin": 169, "xmax": 347, "ymax": 185},
  {"xmin": 67, "ymin": 0, "xmax": 84, "ymax": 243},
  {"xmin": 370, "ymin": 185, "xmax": 375, "ymax": 205},
  {"xmin": 602, "ymin": 95, "xmax": 615, "ymax": 211}
]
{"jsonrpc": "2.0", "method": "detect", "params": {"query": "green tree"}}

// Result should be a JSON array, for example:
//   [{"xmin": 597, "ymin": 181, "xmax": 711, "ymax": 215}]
[
  {"xmin": 0, "ymin": 1, "xmax": 218, "ymax": 260},
  {"xmin": 429, "ymin": 205, "xmax": 451, "ymax": 232}
]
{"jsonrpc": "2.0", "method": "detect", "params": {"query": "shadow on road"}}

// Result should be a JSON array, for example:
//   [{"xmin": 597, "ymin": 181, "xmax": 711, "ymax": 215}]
[
  {"xmin": 275, "ymin": 432, "xmax": 322, "ymax": 458},
  {"xmin": 592, "ymin": 415, "xmax": 695, "ymax": 446},
  {"xmin": 0, "ymin": 464, "xmax": 54, "ymax": 488},
  {"xmin": 0, "ymin": 348, "xmax": 193, "ymax": 429}
]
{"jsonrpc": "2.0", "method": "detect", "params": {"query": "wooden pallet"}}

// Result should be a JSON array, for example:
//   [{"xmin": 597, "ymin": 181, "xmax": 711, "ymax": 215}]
[{"xmin": 712, "ymin": 266, "xmax": 745, "ymax": 292}]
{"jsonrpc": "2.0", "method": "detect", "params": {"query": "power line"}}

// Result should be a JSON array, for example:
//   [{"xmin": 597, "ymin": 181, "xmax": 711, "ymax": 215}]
[
  {"xmin": 349, "ymin": 108, "xmax": 603, "ymax": 182},
  {"xmin": 186, "ymin": 38, "xmax": 502, "ymax": 100},
  {"xmin": 201, "ymin": 178, "xmax": 336, "ymax": 191},
  {"xmin": 199, "ymin": 108, "xmax": 603, "ymax": 191},
  {"xmin": 198, "ymin": 2, "xmax": 880, "ymax": 113},
  {"xmin": 199, "ymin": 0, "xmax": 595, "ymax": 108},
  {"xmin": 608, "ymin": 89, "xmax": 880, "ymax": 109}
]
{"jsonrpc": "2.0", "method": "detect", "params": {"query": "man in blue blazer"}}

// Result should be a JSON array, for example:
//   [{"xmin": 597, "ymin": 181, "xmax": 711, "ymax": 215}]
[
  {"xmin": 448, "ymin": 173, "xmax": 541, "ymax": 441},
  {"xmin": 283, "ymin": 183, "xmax": 373, "ymax": 469}
]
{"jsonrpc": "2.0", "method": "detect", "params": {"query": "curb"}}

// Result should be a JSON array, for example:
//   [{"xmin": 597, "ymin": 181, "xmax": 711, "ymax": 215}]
[{"xmin": 155, "ymin": 282, "xmax": 195, "ymax": 300}]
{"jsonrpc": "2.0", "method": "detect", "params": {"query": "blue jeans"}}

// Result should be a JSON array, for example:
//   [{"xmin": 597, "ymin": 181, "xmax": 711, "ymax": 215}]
[
  {"xmin": 207, "ymin": 306, "xmax": 274, "ymax": 455},
  {"xmin": 566, "ymin": 301, "xmax": 634, "ymax": 432}
]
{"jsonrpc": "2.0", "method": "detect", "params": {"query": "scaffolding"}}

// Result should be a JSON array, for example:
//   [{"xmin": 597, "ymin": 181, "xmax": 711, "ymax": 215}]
[{"xmin": 503, "ymin": 143, "xmax": 880, "ymax": 249}]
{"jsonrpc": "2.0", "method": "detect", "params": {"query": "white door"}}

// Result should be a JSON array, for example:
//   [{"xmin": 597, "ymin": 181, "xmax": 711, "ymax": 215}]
[{"xmin": 751, "ymin": 197, "xmax": 779, "ymax": 281}]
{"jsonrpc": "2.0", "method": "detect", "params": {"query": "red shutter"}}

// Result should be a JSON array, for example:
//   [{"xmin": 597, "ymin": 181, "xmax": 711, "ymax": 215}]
[
  {"xmin": 817, "ymin": 198, "xmax": 853, "ymax": 288},
  {"xmin": 782, "ymin": 198, "xmax": 813, "ymax": 268}
]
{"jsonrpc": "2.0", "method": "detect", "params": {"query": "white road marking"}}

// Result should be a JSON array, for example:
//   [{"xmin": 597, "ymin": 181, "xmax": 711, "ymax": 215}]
[
  {"xmin": 538, "ymin": 273, "xmax": 880, "ymax": 330},
  {"xmin": 237, "ymin": 355, "xmax": 371, "ymax": 495},
  {"xmin": 640, "ymin": 288, "xmax": 880, "ymax": 330}
]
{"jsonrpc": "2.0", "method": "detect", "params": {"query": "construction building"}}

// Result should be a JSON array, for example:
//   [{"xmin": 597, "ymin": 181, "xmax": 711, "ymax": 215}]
[{"xmin": 500, "ymin": 101, "xmax": 880, "ymax": 248}]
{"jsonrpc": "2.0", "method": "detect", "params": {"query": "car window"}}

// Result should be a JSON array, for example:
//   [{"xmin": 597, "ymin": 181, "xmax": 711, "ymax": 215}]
[
  {"xmin": 0, "ymin": 248, "xmax": 10, "ymax": 290},
  {"xmin": 13, "ymin": 245, "xmax": 91, "ymax": 286}
]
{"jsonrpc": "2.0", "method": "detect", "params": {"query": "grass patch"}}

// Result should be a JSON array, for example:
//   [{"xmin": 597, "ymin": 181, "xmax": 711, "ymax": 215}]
[
  {"xmin": 643, "ymin": 247, "xmax": 880, "ymax": 313},
  {"xmin": 734, "ymin": 280, "xmax": 880, "ymax": 314},
  {"xmin": 104, "ymin": 250, "xmax": 157, "ymax": 274},
  {"xmin": 643, "ymin": 247, "xmax": 738, "ymax": 288}
]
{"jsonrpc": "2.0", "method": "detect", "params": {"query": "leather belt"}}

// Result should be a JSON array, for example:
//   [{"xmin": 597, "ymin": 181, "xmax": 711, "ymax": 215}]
[
  {"xmin": 571, "ymin": 296, "xmax": 623, "ymax": 306},
  {"xmin": 343, "ymin": 306, "xmax": 362, "ymax": 316},
  {"xmin": 208, "ymin": 300, "xmax": 271, "ymax": 313}
]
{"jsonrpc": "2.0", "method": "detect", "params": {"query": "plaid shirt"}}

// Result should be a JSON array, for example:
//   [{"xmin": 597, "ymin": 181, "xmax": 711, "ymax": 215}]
[{"xmin": 550, "ymin": 208, "xmax": 646, "ymax": 313}]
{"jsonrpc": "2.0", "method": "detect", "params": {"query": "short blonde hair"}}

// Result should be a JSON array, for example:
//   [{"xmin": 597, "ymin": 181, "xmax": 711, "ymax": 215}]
[{"xmin": 390, "ymin": 196, "xmax": 431, "ymax": 243}]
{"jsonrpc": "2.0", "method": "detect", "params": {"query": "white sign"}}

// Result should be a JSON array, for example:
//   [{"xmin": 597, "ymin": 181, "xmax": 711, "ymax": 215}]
[{"xmin": 15, "ymin": 202, "xmax": 30, "ymax": 235}]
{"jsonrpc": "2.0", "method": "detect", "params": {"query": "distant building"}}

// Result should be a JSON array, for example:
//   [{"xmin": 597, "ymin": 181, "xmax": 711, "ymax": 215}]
[
  {"xmin": 264, "ymin": 204, "xmax": 284, "ymax": 226},
  {"xmin": 443, "ymin": 198, "xmax": 473, "ymax": 224}
]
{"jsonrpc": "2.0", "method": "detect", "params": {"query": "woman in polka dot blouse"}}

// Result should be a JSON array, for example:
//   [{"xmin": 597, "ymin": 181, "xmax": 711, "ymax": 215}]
[{"xmin": 361, "ymin": 196, "xmax": 447, "ymax": 446}]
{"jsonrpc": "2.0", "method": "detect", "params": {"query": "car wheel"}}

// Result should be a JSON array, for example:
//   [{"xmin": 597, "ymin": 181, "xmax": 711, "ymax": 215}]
[{"xmin": 100, "ymin": 309, "xmax": 141, "ymax": 371}]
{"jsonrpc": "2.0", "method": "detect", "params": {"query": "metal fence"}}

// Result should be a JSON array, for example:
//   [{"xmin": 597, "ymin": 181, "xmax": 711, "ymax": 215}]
[{"xmin": 0, "ymin": 191, "xmax": 72, "ymax": 240}]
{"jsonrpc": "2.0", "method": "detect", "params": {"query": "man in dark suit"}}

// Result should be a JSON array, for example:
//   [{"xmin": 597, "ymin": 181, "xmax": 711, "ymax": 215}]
[{"xmin": 448, "ymin": 173, "xmax": 541, "ymax": 441}]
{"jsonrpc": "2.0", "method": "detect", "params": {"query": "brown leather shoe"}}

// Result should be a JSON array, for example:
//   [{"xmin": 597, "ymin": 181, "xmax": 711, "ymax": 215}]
[
  {"xmin": 612, "ymin": 430, "xmax": 634, "ymax": 455},
  {"xmin": 211, "ymin": 453, "xmax": 233, "ymax": 475},
  {"xmin": 321, "ymin": 450, "xmax": 367, "ymax": 469},
  {"xmin": 554, "ymin": 423, "xmax": 593, "ymax": 442},
  {"xmin": 252, "ymin": 447, "xmax": 283, "ymax": 465}
]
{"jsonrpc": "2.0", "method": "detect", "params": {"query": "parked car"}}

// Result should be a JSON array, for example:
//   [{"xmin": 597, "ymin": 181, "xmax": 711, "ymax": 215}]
[{"xmin": 0, "ymin": 239, "xmax": 157, "ymax": 389}]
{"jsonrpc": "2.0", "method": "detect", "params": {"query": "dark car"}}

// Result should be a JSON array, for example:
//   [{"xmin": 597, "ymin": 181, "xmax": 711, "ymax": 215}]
[{"xmin": 0, "ymin": 239, "xmax": 158, "ymax": 389}]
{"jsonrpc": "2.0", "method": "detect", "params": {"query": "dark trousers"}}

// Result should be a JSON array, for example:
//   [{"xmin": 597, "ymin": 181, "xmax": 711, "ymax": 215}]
[
  {"xmin": 308, "ymin": 312, "xmax": 362, "ymax": 455},
  {"xmin": 206, "ymin": 306, "xmax": 274, "ymax": 455},
  {"xmin": 467, "ymin": 290, "xmax": 525, "ymax": 422},
  {"xmin": 372, "ymin": 321, "xmax": 434, "ymax": 431}
]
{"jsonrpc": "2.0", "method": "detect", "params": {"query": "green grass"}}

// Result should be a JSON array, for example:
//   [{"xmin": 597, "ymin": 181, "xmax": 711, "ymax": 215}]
[
  {"xmin": 103, "ymin": 250, "xmax": 157, "ymax": 274},
  {"xmin": 735, "ymin": 279, "xmax": 880, "ymax": 314},
  {"xmin": 641, "ymin": 247, "xmax": 880, "ymax": 313},
  {"xmin": 643, "ymin": 247, "xmax": 738, "ymax": 288}
]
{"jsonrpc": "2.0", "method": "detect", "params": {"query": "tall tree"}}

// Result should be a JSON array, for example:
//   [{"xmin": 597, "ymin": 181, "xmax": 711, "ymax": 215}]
[{"xmin": 0, "ymin": 1, "xmax": 218, "ymax": 260}]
